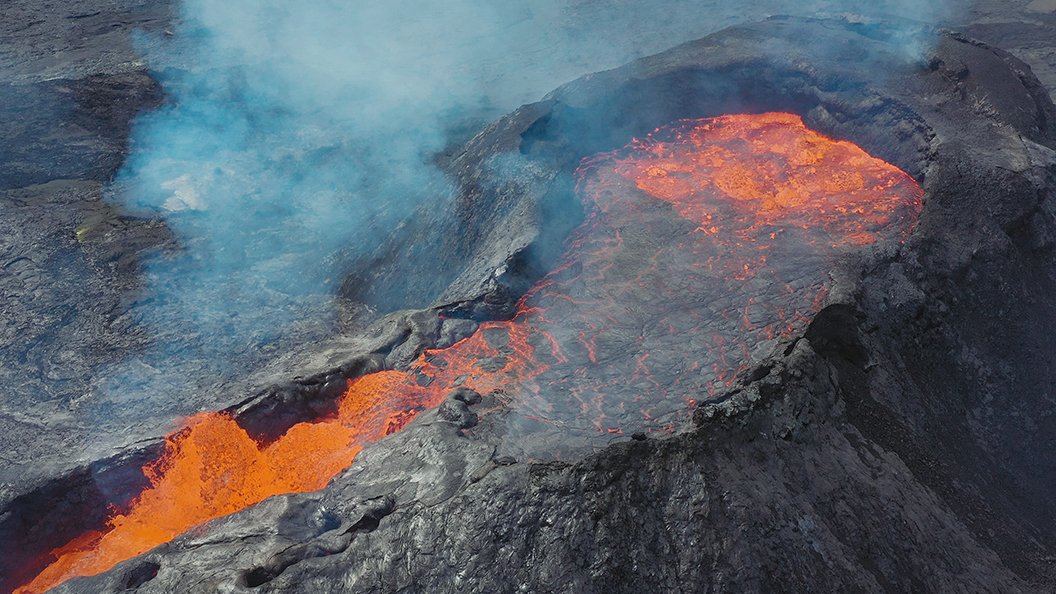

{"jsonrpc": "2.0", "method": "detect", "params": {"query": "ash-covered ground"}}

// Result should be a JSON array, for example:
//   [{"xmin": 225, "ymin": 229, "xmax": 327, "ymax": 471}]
[{"xmin": 2, "ymin": 1, "xmax": 1056, "ymax": 593}]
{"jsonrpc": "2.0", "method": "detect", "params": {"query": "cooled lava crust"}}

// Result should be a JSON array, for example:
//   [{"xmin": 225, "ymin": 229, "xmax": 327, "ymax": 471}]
[{"xmin": 4, "ymin": 16, "xmax": 1056, "ymax": 594}]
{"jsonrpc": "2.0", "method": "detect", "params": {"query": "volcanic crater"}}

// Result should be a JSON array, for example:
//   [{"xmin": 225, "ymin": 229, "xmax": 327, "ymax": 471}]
[{"xmin": 3, "ymin": 14, "xmax": 1056, "ymax": 594}]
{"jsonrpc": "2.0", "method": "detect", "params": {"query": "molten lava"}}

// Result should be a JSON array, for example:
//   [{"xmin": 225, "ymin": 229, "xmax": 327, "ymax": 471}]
[{"xmin": 18, "ymin": 112, "xmax": 922, "ymax": 593}]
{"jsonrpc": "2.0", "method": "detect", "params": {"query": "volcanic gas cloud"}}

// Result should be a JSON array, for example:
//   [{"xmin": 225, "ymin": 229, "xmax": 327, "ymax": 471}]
[{"xmin": 19, "ymin": 112, "xmax": 922, "ymax": 593}]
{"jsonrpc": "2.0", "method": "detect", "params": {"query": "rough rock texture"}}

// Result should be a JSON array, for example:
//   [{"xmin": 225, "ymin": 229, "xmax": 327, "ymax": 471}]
[
  {"xmin": 3, "ymin": 0, "xmax": 1054, "ymax": 515},
  {"xmin": 15, "ymin": 16, "xmax": 1052, "ymax": 594},
  {"xmin": 4, "ymin": 3, "xmax": 1056, "ymax": 594}
]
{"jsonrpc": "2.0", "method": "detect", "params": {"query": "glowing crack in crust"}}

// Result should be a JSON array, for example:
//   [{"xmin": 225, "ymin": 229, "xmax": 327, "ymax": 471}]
[{"xmin": 19, "ymin": 112, "xmax": 922, "ymax": 593}]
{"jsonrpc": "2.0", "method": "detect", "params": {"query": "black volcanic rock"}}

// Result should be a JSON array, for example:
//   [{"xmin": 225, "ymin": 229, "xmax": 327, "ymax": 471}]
[
  {"xmin": 4, "ymin": 2, "xmax": 1056, "ymax": 593},
  {"xmin": 0, "ymin": 72, "xmax": 164, "ymax": 190},
  {"xmin": 29, "ymin": 16, "xmax": 1056, "ymax": 594}
]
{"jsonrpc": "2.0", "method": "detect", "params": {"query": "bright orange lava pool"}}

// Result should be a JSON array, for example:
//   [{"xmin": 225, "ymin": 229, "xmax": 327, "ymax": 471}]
[{"xmin": 18, "ymin": 112, "xmax": 922, "ymax": 593}]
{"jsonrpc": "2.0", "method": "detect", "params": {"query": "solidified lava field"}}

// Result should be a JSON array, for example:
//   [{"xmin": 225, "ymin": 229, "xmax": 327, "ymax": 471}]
[{"xmin": 17, "ymin": 113, "xmax": 923, "ymax": 594}]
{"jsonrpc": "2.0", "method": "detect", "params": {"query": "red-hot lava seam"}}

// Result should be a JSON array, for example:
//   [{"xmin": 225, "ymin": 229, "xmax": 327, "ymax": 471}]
[{"xmin": 17, "ymin": 112, "xmax": 922, "ymax": 593}]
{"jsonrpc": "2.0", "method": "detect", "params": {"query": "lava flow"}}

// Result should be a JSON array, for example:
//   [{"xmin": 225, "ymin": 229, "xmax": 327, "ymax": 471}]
[{"xmin": 18, "ymin": 112, "xmax": 922, "ymax": 593}]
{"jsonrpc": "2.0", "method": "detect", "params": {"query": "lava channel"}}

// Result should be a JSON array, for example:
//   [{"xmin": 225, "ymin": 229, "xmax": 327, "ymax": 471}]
[{"xmin": 18, "ymin": 112, "xmax": 922, "ymax": 593}]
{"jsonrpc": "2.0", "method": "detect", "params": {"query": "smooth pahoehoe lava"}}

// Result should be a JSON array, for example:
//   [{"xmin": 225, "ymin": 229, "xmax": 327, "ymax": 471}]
[{"xmin": 18, "ymin": 112, "xmax": 922, "ymax": 593}]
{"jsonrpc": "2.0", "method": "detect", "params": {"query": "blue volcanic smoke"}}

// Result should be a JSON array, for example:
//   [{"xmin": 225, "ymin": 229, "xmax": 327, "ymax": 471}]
[
  {"xmin": 8, "ymin": 1, "xmax": 956, "ymax": 591},
  {"xmin": 90, "ymin": 0, "xmax": 952, "ymax": 445}
]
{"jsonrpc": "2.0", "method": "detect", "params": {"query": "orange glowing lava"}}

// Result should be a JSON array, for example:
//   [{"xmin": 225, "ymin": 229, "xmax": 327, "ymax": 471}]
[{"xmin": 18, "ymin": 113, "xmax": 922, "ymax": 593}]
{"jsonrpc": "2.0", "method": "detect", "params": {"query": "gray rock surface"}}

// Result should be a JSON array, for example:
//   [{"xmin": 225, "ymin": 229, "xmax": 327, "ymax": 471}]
[
  {"xmin": 3, "ymin": 2, "xmax": 1056, "ymax": 594},
  {"xmin": 14, "ymin": 15, "xmax": 1054, "ymax": 594}
]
